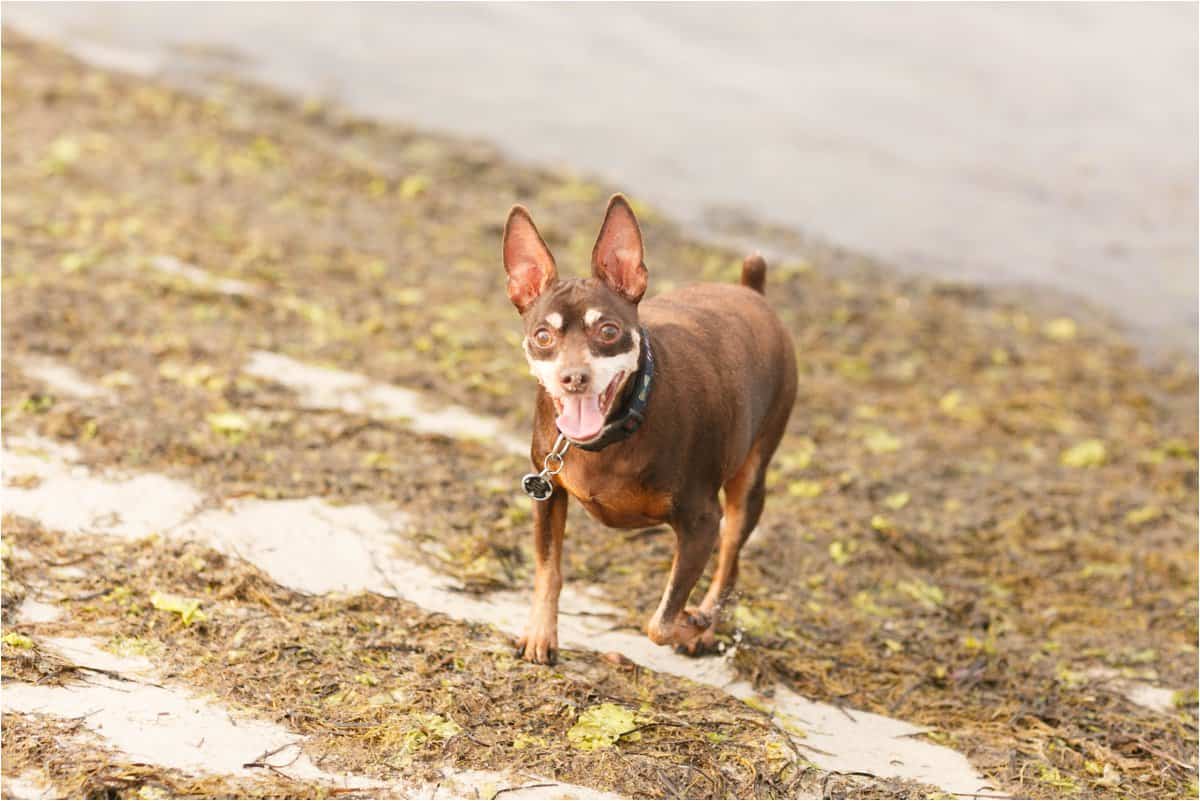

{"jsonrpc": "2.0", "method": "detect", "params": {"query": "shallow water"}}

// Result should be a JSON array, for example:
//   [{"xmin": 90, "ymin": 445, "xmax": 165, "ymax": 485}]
[{"xmin": 4, "ymin": 3, "xmax": 1197, "ymax": 351}]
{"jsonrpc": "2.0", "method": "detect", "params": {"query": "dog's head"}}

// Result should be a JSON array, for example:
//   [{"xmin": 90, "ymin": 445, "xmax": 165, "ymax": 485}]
[{"xmin": 502, "ymin": 194, "xmax": 648, "ymax": 442}]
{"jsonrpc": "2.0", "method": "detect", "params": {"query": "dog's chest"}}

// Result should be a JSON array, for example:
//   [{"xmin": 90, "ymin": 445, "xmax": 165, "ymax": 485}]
[{"xmin": 555, "ymin": 463, "xmax": 672, "ymax": 529}]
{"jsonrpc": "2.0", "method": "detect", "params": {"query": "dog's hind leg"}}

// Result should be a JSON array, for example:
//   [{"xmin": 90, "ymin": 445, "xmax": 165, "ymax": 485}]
[
  {"xmin": 706, "ymin": 451, "xmax": 769, "ymax": 610},
  {"xmin": 684, "ymin": 408, "xmax": 791, "ymax": 654},
  {"xmin": 645, "ymin": 499, "xmax": 722, "ymax": 651},
  {"xmin": 670, "ymin": 452, "xmax": 767, "ymax": 654}
]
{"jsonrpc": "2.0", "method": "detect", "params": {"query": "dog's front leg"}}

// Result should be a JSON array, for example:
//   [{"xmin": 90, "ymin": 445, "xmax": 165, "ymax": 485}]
[
  {"xmin": 518, "ymin": 486, "xmax": 568, "ymax": 664},
  {"xmin": 645, "ymin": 502, "xmax": 721, "ymax": 651}
]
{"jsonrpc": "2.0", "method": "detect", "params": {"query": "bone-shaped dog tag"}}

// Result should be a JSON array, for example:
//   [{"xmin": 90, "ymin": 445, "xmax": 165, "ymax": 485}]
[{"xmin": 522, "ymin": 473, "xmax": 554, "ymax": 501}]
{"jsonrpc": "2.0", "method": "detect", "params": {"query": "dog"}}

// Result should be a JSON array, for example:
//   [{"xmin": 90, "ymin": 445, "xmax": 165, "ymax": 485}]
[{"xmin": 503, "ymin": 194, "xmax": 797, "ymax": 663}]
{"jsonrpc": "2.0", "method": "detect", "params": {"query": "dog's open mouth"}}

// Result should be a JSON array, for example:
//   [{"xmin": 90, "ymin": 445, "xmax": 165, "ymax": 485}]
[{"xmin": 553, "ymin": 372, "xmax": 624, "ymax": 441}]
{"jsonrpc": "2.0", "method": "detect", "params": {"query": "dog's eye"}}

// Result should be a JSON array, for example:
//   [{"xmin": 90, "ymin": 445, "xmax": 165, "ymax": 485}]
[
  {"xmin": 597, "ymin": 322, "xmax": 621, "ymax": 343},
  {"xmin": 532, "ymin": 328, "xmax": 555, "ymax": 348}
]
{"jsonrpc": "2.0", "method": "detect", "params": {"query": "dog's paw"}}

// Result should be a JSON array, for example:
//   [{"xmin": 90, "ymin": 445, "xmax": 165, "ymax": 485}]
[
  {"xmin": 673, "ymin": 606, "xmax": 719, "ymax": 656},
  {"xmin": 516, "ymin": 629, "xmax": 558, "ymax": 665},
  {"xmin": 647, "ymin": 608, "xmax": 717, "ymax": 655}
]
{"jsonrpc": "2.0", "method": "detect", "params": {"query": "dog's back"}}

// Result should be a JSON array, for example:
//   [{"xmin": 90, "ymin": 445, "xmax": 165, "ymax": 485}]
[{"xmin": 638, "ymin": 264, "xmax": 797, "ymax": 487}]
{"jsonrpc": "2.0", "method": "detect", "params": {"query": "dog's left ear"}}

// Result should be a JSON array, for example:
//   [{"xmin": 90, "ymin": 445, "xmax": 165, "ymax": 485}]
[{"xmin": 591, "ymin": 194, "xmax": 648, "ymax": 304}]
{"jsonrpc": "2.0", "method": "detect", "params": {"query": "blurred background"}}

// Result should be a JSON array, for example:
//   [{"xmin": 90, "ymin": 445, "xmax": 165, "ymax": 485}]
[{"xmin": 5, "ymin": 1, "xmax": 1197, "ymax": 354}]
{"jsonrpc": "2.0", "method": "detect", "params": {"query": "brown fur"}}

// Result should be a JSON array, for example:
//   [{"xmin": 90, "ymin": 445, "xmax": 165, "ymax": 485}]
[{"xmin": 505, "ymin": 195, "xmax": 798, "ymax": 662}]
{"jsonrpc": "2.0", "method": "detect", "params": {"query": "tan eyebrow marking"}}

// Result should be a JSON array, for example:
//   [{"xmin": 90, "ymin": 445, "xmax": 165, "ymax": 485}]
[
  {"xmin": 584, "ymin": 308, "xmax": 603, "ymax": 327},
  {"xmin": 545, "ymin": 312, "xmax": 564, "ymax": 330}
]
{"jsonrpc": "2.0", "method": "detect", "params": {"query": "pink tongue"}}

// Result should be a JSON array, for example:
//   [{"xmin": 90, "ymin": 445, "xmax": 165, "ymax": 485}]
[{"xmin": 556, "ymin": 394, "xmax": 605, "ymax": 440}]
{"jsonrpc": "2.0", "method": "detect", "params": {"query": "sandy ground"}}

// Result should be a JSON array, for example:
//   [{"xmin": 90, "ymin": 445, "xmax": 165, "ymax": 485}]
[{"xmin": 2, "ymin": 33, "xmax": 1197, "ymax": 800}]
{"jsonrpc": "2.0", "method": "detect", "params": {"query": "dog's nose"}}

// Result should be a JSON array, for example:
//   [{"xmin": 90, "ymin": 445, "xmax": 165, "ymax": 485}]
[{"xmin": 558, "ymin": 367, "xmax": 591, "ymax": 393}]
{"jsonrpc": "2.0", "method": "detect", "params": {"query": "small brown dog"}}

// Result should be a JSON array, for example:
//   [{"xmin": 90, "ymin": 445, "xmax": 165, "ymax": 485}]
[{"xmin": 503, "ymin": 194, "xmax": 797, "ymax": 663}]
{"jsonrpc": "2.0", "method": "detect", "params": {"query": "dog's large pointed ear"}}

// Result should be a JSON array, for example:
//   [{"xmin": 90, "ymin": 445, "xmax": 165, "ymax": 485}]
[
  {"xmin": 503, "ymin": 205, "xmax": 558, "ymax": 313},
  {"xmin": 591, "ymin": 194, "xmax": 648, "ymax": 304}
]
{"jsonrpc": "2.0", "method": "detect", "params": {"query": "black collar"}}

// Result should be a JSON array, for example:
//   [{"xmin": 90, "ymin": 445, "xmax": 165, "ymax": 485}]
[{"xmin": 563, "ymin": 326, "xmax": 655, "ymax": 452}]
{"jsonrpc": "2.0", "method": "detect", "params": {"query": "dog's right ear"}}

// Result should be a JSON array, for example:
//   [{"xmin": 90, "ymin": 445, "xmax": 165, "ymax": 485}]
[{"xmin": 502, "ymin": 205, "xmax": 558, "ymax": 313}]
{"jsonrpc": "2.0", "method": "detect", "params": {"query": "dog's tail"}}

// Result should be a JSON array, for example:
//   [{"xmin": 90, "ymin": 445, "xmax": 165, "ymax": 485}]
[{"xmin": 740, "ymin": 252, "xmax": 767, "ymax": 294}]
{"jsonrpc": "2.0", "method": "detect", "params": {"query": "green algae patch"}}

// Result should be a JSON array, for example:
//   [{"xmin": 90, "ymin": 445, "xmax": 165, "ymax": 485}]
[
  {"xmin": 1060, "ymin": 438, "xmax": 1108, "ymax": 468},
  {"xmin": 3, "ymin": 632, "xmax": 34, "ymax": 649},
  {"xmin": 567, "ymin": 703, "xmax": 639, "ymax": 751},
  {"xmin": 149, "ymin": 591, "xmax": 207, "ymax": 626}
]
